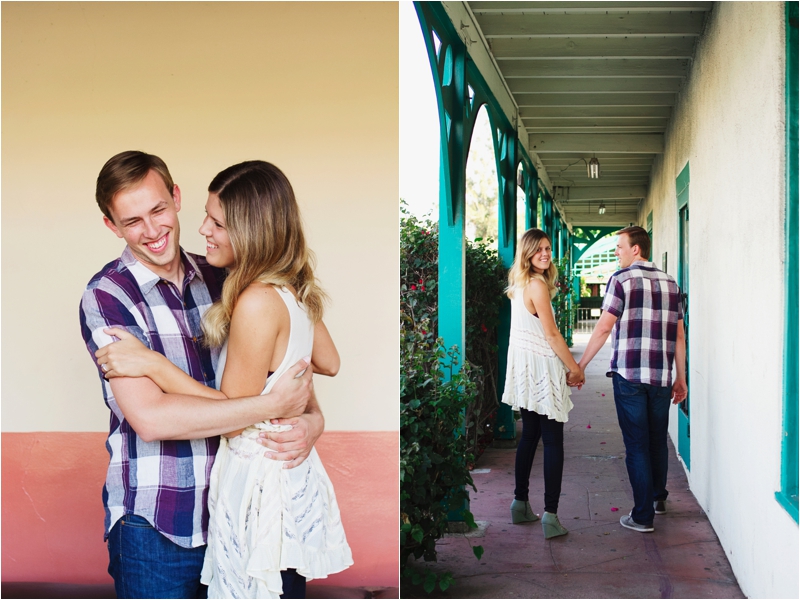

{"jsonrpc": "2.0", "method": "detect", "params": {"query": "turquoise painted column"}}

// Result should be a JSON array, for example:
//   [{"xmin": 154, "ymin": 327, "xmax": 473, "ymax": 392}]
[
  {"xmin": 571, "ymin": 232, "xmax": 581, "ymax": 309},
  {"xmin": 555, "ymin": 216, "xmax": 563, "ymax": 259},
  {"xmin": 493, "ymin": 126, "xmax": 518, "ymax": 441},
  {"xmin": 777, "ymin": 0, "xmax": 798, "ymax": 521},
  {"xmin": 414, "ymin": 1, "xmax": 468, "ymax": 378},
  {"xmin": 436, "ymin": 62, "xmax": 467, "ymax": 378},
  {"xmin": 525, "ymin": 169, "xmax": 538, "ymax": 230},
  {"xmin": 415, "ymin": 1, "xmax": 471, "ymax": 521},
  {"xmin": 542, "ymin": 190, "xmax": 554, "ymax": 243}
]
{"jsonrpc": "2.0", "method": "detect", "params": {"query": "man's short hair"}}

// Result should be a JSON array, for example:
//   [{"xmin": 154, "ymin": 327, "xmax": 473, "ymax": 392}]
[
  {"xmin": 96, "ymin": 151, "xmax": 174, "ymax": 221},
  {"xmin": 617, "ymin": 225, "xmax": 651, "ymax": 260}
]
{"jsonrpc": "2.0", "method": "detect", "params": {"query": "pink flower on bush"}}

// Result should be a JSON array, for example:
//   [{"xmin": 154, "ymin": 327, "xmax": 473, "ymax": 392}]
[
  {"xmin": 410, "ymin": 285, "xmax": 417, "ymax": 290},
  {"xmin": 480, "ymin": 324, "xmax": 487, "ymax": 333}
]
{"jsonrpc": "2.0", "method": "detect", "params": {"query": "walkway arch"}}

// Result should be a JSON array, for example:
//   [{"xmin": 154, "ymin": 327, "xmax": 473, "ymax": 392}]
[{"xmin": 415, "ymin": 2, "xmax": 570, "ymax": 449}]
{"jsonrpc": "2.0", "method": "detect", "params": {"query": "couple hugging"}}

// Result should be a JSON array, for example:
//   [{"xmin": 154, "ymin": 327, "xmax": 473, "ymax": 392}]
[
  {"xmin": 502, "ymin": 227, "xmax": 688, "ymax": 538},
  {"xmin": 79, "ymin": 151, "xmax": 353, "ymax": 599}
]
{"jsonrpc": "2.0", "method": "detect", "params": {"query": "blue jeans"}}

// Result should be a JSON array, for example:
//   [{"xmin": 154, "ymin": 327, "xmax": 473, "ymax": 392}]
[
  {"xmin": 107, "ymin": 514, "xmax": 207, "ymax": 599},
  {"xmin": 108, "ymin": 514, "xmax": 307, "ymax": 599},
  {"xmin": 611, "ymin": 373, "xmax": 671, "ymax": 527}
]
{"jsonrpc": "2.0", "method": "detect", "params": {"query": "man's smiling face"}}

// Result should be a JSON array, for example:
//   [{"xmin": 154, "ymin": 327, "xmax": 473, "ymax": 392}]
[{"xmin": 104, "ymin": 169, "xmax": 182, "ymax": 277}]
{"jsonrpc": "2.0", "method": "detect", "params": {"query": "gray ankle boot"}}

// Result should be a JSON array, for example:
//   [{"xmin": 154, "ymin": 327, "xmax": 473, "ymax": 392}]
[
  {"xmin": 542, "ymin": 511, "xmax": 568, "ymax": 539},
  {"xmin": 510, "ymin": 499, "xmax": 539, "ymax": 523}
]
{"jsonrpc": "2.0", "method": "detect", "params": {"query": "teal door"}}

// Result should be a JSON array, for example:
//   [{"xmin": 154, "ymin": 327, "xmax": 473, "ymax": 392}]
[{"xmin": 676, "ymin": 164, "xmax": 690, "ymax": 469}]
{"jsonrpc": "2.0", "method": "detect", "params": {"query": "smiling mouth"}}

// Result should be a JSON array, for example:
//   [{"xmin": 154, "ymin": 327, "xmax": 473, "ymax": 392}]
[
  {"xmin": 206, "ymin": 241, "xmax": 219, "ymax": 250},
  {"xmin": 145, "ymin": 235, "xmax": 168, "ymax": 252}
]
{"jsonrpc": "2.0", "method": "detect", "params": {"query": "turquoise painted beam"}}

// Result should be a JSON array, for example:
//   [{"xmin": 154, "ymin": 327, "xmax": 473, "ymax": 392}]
[
  {"xmin": 571, "ymin": 226, "xmax": 620, "ymax": 264},
  {"xmin": 494, "ymin": 119, "xmax": 517, "ymax": 442}
]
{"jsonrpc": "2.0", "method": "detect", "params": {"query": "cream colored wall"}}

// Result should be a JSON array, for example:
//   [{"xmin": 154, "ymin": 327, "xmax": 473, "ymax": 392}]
[
  {"xmin": 2, "ymin": 2, "xmax": 399, "ymax": 433},
  {"xmin": 639, "ymin": 3, "xmax": 798, "ymax": 597}
]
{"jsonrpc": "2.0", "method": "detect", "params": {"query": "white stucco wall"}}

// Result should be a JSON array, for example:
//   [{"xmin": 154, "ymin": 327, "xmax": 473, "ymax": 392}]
[{"xmin": 639, "ymin": 3, "xmax": 798, "ymax": 597}]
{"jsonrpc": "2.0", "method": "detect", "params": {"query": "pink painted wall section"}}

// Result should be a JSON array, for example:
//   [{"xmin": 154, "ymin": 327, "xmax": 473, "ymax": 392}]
[{"xmin": 2, "ymin": 431, "xmax": 399, "ymax": 587}]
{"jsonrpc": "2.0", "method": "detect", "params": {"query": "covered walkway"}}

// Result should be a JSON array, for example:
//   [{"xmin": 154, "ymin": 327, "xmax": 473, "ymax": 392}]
[{"xmin": 408, "ymin": 334, "xmax": 743, "ymax": 599}]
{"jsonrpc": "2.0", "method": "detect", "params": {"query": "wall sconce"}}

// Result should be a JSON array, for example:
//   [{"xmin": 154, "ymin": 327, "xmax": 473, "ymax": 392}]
[
  {"xmin": 598, "ymin": 202, "xmax": 606, "ymax": 215},
  {"xmin": 588, "ymin": 157, "xmax": 600, "ymax": 179}
]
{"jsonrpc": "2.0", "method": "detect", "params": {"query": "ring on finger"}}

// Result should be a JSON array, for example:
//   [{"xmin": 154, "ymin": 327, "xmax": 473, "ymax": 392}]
[{"xmin": 101, "ymin": 364, "xmax": 109, "ymax": 373}]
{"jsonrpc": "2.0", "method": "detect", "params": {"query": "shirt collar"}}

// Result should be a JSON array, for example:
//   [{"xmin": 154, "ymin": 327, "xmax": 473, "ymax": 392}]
[
  {"xmin": 624, "ymin": 259, "xmax": 656, "ymax": 270},
  {"xmin": 120, "ymin": 246, "xmax": 204, "ymax": 294}
]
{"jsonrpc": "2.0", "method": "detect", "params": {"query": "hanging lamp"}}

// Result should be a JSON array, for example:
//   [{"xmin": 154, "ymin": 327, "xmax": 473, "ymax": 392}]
[{"xmin": 588, "ymin": 157, "xmax": 600, "ymax": 179}]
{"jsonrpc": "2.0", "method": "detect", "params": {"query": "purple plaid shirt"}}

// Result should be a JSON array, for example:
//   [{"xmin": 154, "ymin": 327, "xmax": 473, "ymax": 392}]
[
  {"xmin": 601, "ymin": 261, "xmax": 684, "ymax": 387},
  {"xmin": 79, "ymin": 246, "xmax": 226, "ymax": 548}
]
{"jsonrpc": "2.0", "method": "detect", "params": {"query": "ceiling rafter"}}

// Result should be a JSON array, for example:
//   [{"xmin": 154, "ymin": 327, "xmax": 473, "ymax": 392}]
[{"xmin": 445, "ymin": 0, "xmax": 711, "ymax": 227}]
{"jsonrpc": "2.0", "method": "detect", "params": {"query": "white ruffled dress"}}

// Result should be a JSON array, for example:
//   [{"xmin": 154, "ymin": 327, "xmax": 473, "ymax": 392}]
[
  {"xmin": 501, "ymin": 288, "xmax": 574, "ymax": 423},
  {"xmin": 200, "ymin": 287, "xmax": 353, "ymax": 599}
]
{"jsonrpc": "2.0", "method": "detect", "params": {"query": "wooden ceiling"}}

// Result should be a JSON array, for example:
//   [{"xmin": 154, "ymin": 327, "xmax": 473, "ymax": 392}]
[{"xmin": 464, "ymin": 1, "xmax": 712, "ymax": 227}]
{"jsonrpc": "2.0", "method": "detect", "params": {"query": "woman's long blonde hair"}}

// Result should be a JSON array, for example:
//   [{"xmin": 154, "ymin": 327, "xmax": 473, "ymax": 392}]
[
  {"xmin": 202, "ymin": 161, "xmax": 327, "ymax": 347},
  {"xmin": 506, "ymin": 228, "xmax": 558, "ymax": 300}
]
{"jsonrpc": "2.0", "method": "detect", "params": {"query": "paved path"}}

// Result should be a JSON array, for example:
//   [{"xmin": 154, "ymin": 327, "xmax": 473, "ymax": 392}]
[{"xmin": 404, "ymin": 334, "xmax": 744, "ymax": 599}]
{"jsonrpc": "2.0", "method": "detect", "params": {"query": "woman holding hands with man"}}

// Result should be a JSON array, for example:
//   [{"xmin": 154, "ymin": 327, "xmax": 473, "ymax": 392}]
[{"xmin": 501, "ymin": 228, "xmax": 584, "ymax": 539}]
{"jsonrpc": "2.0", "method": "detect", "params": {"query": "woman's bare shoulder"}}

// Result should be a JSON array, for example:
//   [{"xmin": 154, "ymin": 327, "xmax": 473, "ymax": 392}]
[
  {"xmin": 525, "ymin": 276, "xmax": 548, "ymax": 294},
  {"xmin": 231, "ymin": 282, "xmax": 286, "ymax": 322}
]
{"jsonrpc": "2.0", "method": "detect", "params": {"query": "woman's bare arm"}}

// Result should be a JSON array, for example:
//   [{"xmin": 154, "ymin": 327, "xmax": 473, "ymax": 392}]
[
  {"xmin": 97, "ymin": 328, "xmax": 226, "ymax": 399},
  {"xmin": 525, "ymin": 279, "xmax": 583, "ymax": 380},
  {"xmin": 311, "ymin": 320, "xmax": 340, "ymax": 376}
]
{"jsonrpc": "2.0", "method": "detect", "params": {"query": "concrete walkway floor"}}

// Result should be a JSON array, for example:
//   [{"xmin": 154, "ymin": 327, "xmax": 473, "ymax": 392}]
[{"xmin": 404, "ymin": 334, "xmax": 744, "ymax": 599}]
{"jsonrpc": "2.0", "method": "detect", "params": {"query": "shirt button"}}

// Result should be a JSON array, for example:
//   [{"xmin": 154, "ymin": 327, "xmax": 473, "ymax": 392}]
[{"xmin": 193, "ymin": 337, "xmax": 197, "ymax": 342}]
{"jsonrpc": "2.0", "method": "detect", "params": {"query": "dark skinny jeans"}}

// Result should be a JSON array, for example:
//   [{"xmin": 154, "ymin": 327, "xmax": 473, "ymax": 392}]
[{"xmin": 514, "ymin": 408, "xmax": 565, "ymax": 514}]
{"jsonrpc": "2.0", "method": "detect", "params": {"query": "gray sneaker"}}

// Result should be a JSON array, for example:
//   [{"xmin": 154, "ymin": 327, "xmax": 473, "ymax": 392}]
[
  {"xmin": 620, "ymin": 514, "xmax": 654, "ymax": 532},
  {"xmin": 654, "ymin": 500, "xmax": 666, "ymax": 514}
]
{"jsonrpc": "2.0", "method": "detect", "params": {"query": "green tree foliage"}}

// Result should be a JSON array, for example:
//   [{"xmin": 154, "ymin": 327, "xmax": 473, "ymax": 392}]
[{"xmin": 465, "ymin": 109, "xmax": 499, "ymax": 248}]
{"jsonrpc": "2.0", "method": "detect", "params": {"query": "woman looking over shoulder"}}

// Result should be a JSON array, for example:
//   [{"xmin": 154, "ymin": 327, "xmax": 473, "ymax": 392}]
[
  {"xmin": 97, "ymin": 161, "xmax": 352, "ymax": 599},
  {"xmin": 502, "ymin": 228, "xmax": 584, "ymax": 539}
]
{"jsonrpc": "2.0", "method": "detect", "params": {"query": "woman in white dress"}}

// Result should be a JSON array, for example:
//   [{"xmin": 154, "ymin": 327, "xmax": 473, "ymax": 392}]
[
  {"xmin": 502, "ymin": 228, "xmax": 584, "ymax": 539},
  {"xmin": 97, "ymin": 161, "xmax": 352, "ymax": 598}
]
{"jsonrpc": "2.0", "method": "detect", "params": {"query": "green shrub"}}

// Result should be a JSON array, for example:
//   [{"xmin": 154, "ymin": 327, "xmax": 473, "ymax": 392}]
[
  {"xmin": 399, "ymin": 324, "xmax": 477, "ymax": 565},
  {"xmin": 553, "ymin": 255, "xmax": 576, "ymax": 346},
  {"xmin": 400, "ymin": 205, "xmax": 501, "ymax": 592},
  {"xmin": 399, "ymin": 205, "xmax": 507, "ymax": 461},
  {"xmin": 463, "ymin": 238, "xmax": 507, "ymax": 459}
]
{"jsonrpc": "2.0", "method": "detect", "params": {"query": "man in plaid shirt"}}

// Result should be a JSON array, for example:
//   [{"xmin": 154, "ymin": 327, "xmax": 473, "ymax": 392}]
[
  {"xmin": 80, "ymin": 151, "xmax": 322, "ymax": 598},
  {"xmin": 577, "ymin": 226, "xmax": 687, "ymax": 533}
]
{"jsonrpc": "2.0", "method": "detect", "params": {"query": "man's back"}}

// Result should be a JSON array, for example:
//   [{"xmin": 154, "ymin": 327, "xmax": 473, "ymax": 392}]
[{"xmin": 601, "ymin": 261, "xmax": 684, "ymax": 387}]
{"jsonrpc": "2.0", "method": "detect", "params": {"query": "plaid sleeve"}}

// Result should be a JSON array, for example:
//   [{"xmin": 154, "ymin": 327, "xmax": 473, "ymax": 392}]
[
  {"xmin": 79, "ymin": 286, "xmax": 150, "ymax": 376},
  {"xmin": 601, "ymin": 275, "xmax": 625, "ymax": 317}
]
